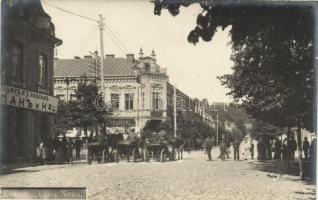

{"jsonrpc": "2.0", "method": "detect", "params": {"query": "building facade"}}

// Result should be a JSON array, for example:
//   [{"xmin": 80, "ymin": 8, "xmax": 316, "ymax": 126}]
[
  {"xmin": 54, "ymin": 49, "xmax": 206, "ymax": 134},
  {"xmin": 0, "ymin": 0, "xmax": 62, "ymax": 162}
]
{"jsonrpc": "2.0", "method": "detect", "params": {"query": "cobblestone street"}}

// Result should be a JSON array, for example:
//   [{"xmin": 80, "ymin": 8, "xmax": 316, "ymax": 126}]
[{"xmin": 0, "ymin": 148, "xmax": 315, "ymax": 200}]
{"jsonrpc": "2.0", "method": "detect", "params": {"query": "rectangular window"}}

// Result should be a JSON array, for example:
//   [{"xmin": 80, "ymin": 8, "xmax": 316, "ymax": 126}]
[
  {"xmin": 38, "ymin": 54, "xmax": 47, "ymax": 85},
  {"xmin": 11, "ymin": 43, "xmax": 23, "ymax": 81},
  {"xmin": 111, "ymin": 94, "xmax": 120, "ymax": 110},
  {"xmin": 152, "ymin": 90, "xmax": 161, "ymax": 111},
  {"xmin": 125, "ymin": 93, "xmax": 134, "ymax": 110}
]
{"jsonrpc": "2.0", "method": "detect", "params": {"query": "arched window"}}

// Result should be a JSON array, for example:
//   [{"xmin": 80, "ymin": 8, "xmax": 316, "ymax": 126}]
[
  {"xmin": 11, "ymin": 43, "xmax": 23, "ymax": 81},
  {"xmin": 38, "ymin": 54, "xmax": 47, "ymax": 85}
]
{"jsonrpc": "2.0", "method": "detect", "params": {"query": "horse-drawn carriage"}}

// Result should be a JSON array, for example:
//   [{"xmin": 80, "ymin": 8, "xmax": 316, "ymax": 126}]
[
  {"xmin": 86, "ymin": 130, "xmax": 185, "ymax": 164},
  {"xmin": 86, "ymin": 134, "xmax": 122, "ymax": 164},
  {"xmin": 144, "ymin": 130, "xmax": 185, "ymax": 162},
  {"xmin": 112, "ymin": 139, "xmax": 143, "ymax": 163},
  {"xmin": 86, "ymin": 140, "xmax": 108, "ymax": 164}
]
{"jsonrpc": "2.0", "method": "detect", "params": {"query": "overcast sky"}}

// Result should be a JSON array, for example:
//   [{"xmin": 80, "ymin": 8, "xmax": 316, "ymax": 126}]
[{"xmin": 42, "ymin": 0, "xmax": 234, "ymax": 103}]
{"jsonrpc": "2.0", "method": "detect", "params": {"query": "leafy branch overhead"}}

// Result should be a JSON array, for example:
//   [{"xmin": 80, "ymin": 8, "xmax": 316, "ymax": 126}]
[{"xmin": 154, "ymin": 1, "xmax": 315, "ymax": 132}]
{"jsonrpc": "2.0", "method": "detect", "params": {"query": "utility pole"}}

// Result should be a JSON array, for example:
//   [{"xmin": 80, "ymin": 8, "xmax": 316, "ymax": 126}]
[
  {"xmin": 97, "ymin": 14, "xmax": 106, "ymax": 102},
  {"xmin": 136, "ymin": 84, "xmax": 140, "ymax": 132},
  {"xmin": 173, "ymin": 84, "xmax": 177, "ymax": 137},
  {"xmin": 216, "ymin": 113, "xmax": 219, "ymax": 145},
  {"xmin": 97, "ymin": 14, "xmax": 107, "ymax": 135}
]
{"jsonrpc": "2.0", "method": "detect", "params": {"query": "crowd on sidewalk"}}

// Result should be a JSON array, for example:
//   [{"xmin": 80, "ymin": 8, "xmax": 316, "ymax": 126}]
[
  {"xmin": 203, "ymin": 135, "xmax": 317, "ymax": 162},
  {"xmin": 36, "ymin": 135, "xmax": 84, "ymax": 165}
]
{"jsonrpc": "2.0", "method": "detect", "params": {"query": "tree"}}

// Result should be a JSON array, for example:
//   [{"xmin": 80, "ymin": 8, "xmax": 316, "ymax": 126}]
[
  {"xmin": 53, "ymin": 100, "xmax": 74, "ymax": 134},
  {"xmin": 250, "ymin": 119, "xmax": 282, "ymax": 140},
  {"xmin": 153, "ymin": 2, "xmax": 315, "ymax": 179},
  {"xmin": 67, "ymin": 81, "xmax": 111, "ymax": 137}
]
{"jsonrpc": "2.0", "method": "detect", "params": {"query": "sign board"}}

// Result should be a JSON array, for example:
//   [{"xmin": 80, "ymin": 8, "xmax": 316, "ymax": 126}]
[
  {"xmin": 108, "ymin": 119, "xmax": 135, "ymax": 127},
  {"xmin": 1, "ymin": 85, "xmax": 59, "ymax": 113}
]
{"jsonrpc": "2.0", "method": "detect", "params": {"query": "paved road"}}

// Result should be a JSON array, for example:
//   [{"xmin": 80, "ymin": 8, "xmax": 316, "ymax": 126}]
[{"xmin": 0, "ymin": 148, "xmax": 315, "ymax": 200}]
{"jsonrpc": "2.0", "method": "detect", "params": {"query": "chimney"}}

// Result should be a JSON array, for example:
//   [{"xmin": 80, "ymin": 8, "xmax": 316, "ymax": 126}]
[
  {"xmin": 74, "ymin": 56, "xmax": 81, "ymax": 59},
  {"xmin": 106, "ymin": 54, "xmax": 115, "ymax": 59},
  {"xmin": 84, "ymin": 55, "xmax": 92, "ymax": 59},
  {"xmin": 126, "ymin": 54, "xmax": 135, "ymax": 62}
]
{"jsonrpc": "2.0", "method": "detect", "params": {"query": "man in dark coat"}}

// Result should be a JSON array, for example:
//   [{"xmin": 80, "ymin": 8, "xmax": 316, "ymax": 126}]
[
  {"xmin": 303, "ymin": 137, "xmax": 310, "ymax": 160},
  {"xmin": 274, "ymin": 138, "xmax": 282, "ymax": 160},
  {"xmin": 282, "ymin": 138, "xmax": 288, "ymax": 160},
  {"xmin": 75, "ymin": 138, "xmax": 83, "ymax": 160},
  {"xmin": 233, "ymin": 139, "xmax": 240, "ymax": 161},
  {"xmin": 204, "ymin": 136, "xmax": 213, "ymax": 161},
  {"xmin": 289, "ymin": 136, "xmax": 297, "ymax": 161},
  {"xmin": 65, "ymin": 138, "xmax": 74, "ymax": 164}
]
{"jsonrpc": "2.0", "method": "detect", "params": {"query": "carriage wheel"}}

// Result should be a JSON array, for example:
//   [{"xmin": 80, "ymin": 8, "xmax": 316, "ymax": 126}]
[
  {"xmin": 132, "ymin": 148, "xmax": 137, "ymax": 163},
  {"xmin": 160, "ymin": 149, "xmax": 166, "ymax": 162}
]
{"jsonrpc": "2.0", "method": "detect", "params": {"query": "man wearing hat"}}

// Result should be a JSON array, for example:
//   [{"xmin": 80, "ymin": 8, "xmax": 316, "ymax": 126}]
[{"xmin": 204, "ymin": 135, "xmax": 214, "ymax": 161}]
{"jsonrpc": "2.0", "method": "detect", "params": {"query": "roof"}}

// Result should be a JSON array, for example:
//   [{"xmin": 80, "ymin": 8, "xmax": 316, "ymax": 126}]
[{"xmin": 54, "ymin": 57, "xmax": 136, "ymax": 77}]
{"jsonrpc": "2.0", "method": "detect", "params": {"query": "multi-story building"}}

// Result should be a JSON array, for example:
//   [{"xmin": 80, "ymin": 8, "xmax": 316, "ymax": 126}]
[
  {"xmin": 54, "ymin": 49, "xmax": 216, "ymax": 136},
  {"xmin": 0, "ymin": 0, "xmax": 61, "ymax": 162},
  {"xmin": 54, "ymin": 50, "xmax": 171, "ymax": 133}
]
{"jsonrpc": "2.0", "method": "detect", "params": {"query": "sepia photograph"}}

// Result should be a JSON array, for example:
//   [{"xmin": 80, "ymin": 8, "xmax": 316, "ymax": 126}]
[{"xmin": 0, "ymin": 0, "xmax": 317, "ymax": 199}]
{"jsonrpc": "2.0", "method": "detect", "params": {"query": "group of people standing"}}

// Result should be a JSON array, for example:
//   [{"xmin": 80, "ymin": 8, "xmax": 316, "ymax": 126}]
[
  {"xmin": 36, "ymin": 135, "xmax": 83, "ymax": 165},
  {"xmin": 203, "ymin": 136, "xmax": 254, "ymax": 161},
  {"xmin": 257, "ymin": 136, "xmax": 316, "ymax": 161}
]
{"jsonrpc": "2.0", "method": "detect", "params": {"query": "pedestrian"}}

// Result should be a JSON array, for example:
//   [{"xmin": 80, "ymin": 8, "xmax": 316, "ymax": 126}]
[
  {"xmin": 250, "ymin": 140, "xmax": 254, "ymax": 159},
  {"xmin": 257, "ymin": 138, "xmax": 262, "ymax": 160},
  {"xmin": 303, "ymin": 137, "xmax": 310, "ymax": 160},
  {"xmin": 225, "ymin": 137, "xmax": 231, "ymax": 159},
  {"xmin": 36, "ymin": 140, "xmax": 47, "ymax": 164},
  {"xmin": 242, "ymin": 138, "xmax": 250, "ymax": 160},
  {"xmin": 265, "ymin": 137, "xmax": 272, "ymax": 160},
  {"xmin": 289, "ymin": 136, "xmax": 297, "ymax": 161},
  {"xmin": 75, "ymin": 137, "xmax": 83, "ymax": 160},
  {"xmin": 274, "ymin": 138, "xmax": 282, "ymax": 160},
  {"xmin": 282, "ymin": 138, "xmax": 288, "ymax": 160},
  {"xmin": 309, "ymin": 138, "xmax": 316, "ymax": 160},
  {"xmin": 204, "ymin": 136, "xmax": 213, "ymax": 161},
  {"xmin": 233, "ymin": 138, "xmax": 240, "ymax": 161},
  {"xmin": 309, "ymin": 138, "xmax": 316, "ymax": 179},
  {"xmin": 219, "ymin": 140, "xmax": 227, "ymax": 161},
  {"xmin": 65, "ymin": 137, "xmax": 74, "ymax": 164}
]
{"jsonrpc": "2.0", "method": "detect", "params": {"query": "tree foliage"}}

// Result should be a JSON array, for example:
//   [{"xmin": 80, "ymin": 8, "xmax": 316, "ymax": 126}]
[
  {"xmin": 154, "ymin": 2, "xmax": 315, "ymax": 131},
  {"xmin": 54, "ymin": 82, "xmax": 111, "ymax": 135}
]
